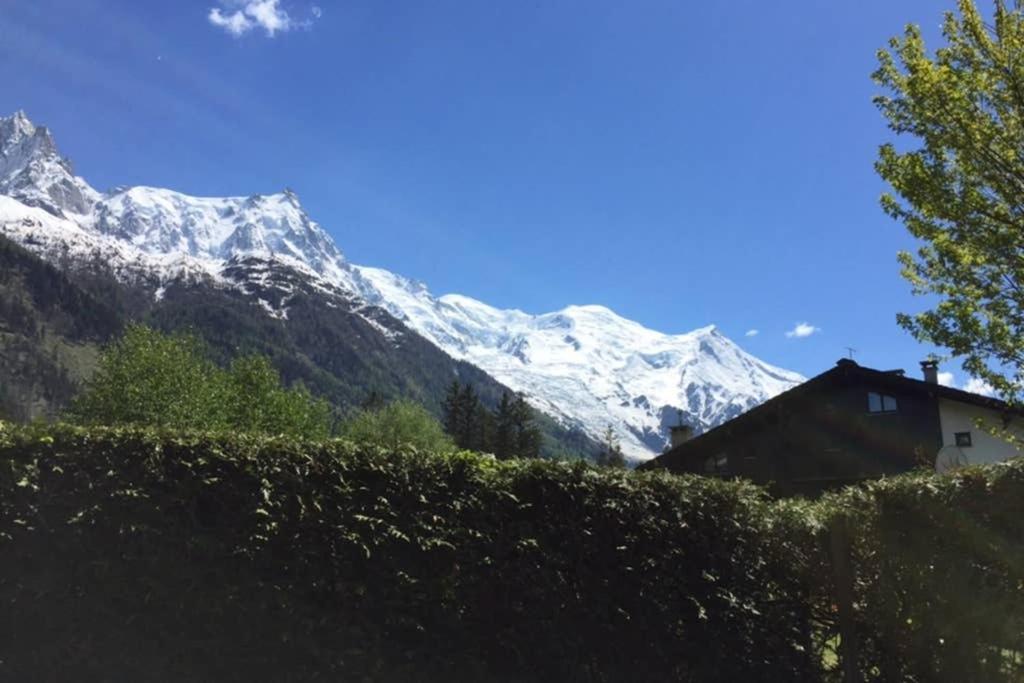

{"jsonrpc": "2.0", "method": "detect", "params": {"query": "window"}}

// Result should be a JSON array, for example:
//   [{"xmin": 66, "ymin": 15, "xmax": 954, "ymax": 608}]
[
  {"xmin": 955, "ymin": 431, "xmax": 972, "ymax": 447},
  {"xmin": 703, "ymin": 453, "xmax": 729, "ymax": 474},
  {"xmin": 868, "ymin": 392, "xmax": 898, "ymax": 413}
]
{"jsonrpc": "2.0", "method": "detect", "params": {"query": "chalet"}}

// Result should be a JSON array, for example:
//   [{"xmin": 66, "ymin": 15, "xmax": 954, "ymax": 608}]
[{"xmin": 638, "ymin": 359, "xmax": 1024, "ymax": 497}]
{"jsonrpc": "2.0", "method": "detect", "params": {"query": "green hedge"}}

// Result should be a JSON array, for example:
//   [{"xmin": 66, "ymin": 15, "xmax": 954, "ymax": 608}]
[
  {"xmin": 0, "ymin": 424, "xmax": 814, "ymax": 682},
  {"xmin": 3, "ymin": 424, "xmax": 1023, "ymax": 681},
  {"xmin": 804, "ymin": 464, "xmax": 1024, "ymax": 682}
]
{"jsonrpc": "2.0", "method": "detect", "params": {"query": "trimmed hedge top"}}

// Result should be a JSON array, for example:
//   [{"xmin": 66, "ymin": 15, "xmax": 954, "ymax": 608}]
[
  {"xmin": 0, "ymin": 423, "xmax": 813, "ymax": 682},
  {"xmin": 2, "ymin": 423, "xmax": 1023, "ymax": 681}
]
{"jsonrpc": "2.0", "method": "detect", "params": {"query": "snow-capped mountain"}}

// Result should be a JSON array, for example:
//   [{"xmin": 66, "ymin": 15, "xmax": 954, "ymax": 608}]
[
  {"xmin": 355, "ymin": 268, "xmax": 803, "ymax": 458},
  {"xmin": 0, "ymin": 112, "xmax": 361, "ymax": 294},
  {"xmin": 0, "ymin": 111, "xmax": 100, "ymax": 217},
  {"xmin": 0, "ymin": 111, "xmax": 803, "ymax": 460}
]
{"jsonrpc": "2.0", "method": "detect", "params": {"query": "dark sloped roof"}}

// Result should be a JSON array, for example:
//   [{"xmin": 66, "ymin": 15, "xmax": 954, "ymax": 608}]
[{"xmin": 638, "ymin": 359, "xmax": 1014, "ymax": 471}]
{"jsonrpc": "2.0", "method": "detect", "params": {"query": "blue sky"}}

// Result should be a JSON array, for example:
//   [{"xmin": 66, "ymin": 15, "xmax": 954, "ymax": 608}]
[{"xmin": 0, "ymin": 0, "xmax": 981, "ymax": 383}]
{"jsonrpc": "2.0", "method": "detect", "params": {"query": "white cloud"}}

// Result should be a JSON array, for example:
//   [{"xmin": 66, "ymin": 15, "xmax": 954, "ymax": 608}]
[
  {"xmin": 209, "ymin": 7, "xmax": 254, "ymax": 36},
  {"xmin": 208, "ymin": 1, "xmax": 316, "ymax": 37},
  {"xmin": 312, "ymin": 6, "xmax": 322, "ymax": 18},
  {"xmin": 745, "ymin": 329, "xmax": 759, "ymax": 337},
  {"xmin": 963, "ymin": 377, "xmax": 997, "ymax": 397},
  {"xmin": 931, "ymin": 370, "xmax": 997, "ymax": 396},
  {"xmin": 785, "ymin": 322, "xmax": 820, "ymax": 339}
]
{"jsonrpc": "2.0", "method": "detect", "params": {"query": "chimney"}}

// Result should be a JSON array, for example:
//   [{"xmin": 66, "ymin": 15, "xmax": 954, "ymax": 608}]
[
  {"xmin": 669, "ymin": 424, "xmax": 693, "ymax": 449},
  {"xmin": 921, "ymin": 359, "xmax": 939, "ymax": 384}
]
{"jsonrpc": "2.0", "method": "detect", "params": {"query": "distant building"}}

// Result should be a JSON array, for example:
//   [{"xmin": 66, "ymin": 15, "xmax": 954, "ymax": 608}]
[{"xmin": 639, "ymin": 359, "xmax": 1024, "ymax": 497}]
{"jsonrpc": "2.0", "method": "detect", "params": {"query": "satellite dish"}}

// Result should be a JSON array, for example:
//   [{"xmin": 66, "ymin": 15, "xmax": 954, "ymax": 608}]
[{"xmin": 935, "ymin": 444, "xmax": 969, "ymax": 474}]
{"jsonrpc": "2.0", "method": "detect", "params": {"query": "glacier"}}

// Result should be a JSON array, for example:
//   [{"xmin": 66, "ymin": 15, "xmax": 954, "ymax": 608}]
[
  {"xmin": 355, "ymin": 267, "xmax": 804, "ymax": 459},
  {"xmin": 0, "ymin": 110, "xmax": 804, "ymax": 460}
]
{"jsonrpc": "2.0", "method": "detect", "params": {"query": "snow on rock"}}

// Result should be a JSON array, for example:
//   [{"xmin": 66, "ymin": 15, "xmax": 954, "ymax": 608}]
[
  {"xmin": 0, "ymin": 111, "xmax": 804, "ymax": 460},
  {"xmin": 354, "ymin": 267, "xmax": 804, "ymax": 460},
  {"xmin": 0, "ymin": 112, "xmax": 362, "ymax": 304},
  {"xmin": 91, "ymin": 186, "xmax": 348, "ymax": 280},
  {"xmin": 0, "ymin": 111, "xmax": 100, "ymax": 217},
  {"xmin": 0, "ymin": 195, "xmax": 218, "ymax": 288}
]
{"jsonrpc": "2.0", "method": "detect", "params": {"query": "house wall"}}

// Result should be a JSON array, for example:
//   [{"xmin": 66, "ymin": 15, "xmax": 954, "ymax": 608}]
[
  {"xmin": 764, "ymin": 375, "xmax": 939, "ymax": 493},
  {"xmin": 650, "ymin": 367, "xmax": 943, "ymax": 496},
  {"xmin": 650, "ymin": 362, "xmax": 1024, "ymax": 495},
  {"xmin": 936, "ymin": 398, "xmax": 1024, "ymax": 467}
]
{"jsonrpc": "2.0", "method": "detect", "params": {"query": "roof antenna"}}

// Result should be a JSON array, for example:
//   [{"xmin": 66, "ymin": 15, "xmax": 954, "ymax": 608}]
[{"xmin": 844, "ymin": 346, "xmax": 857, "ymax": 360}]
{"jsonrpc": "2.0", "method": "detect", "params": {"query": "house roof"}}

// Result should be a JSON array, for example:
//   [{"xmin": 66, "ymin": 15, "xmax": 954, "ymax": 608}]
[{"xmin": 638, "ymin": 359, "xmax": 1014, "ymax": 471}]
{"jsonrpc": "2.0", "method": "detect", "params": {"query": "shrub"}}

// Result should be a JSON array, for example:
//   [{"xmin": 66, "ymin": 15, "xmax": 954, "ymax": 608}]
[
  {"xmin": 339, "ymin": 399, "xmax": 455, "ymax": 454},
  {"xmin": 806, "ymin": 463, "xmax": 1024, "ymax": 682},
  {"xmin": 0, "ymin": 424, "xmax": 814, "ymax": 682},
  {"xmin": 5, "ymin": 422, "xmax": 1021, "ymax": 681}
]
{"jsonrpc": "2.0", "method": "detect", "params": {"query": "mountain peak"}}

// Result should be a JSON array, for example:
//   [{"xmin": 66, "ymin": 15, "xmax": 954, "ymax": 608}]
[
  {"xmin": 0, "ymin": 111, "xmax": 96, "ymax": 217},
  {"xmin": 687, "ymin": 324, "xmax": 720, "ymax": 338},
  {"xmin": 558, "ymin": 304, "xmax": 631, "ymax": 326},
  {"xmin": 2, "ymin": 111, "xmax": 36, "ymax": 142},
  {"xmin": 352, "ymin": 278, "xmax": 805, "ymax": 460},
  {"xmin": 0, "ymin": 112, "xmax": 806, "ymax": 462},
  {"xmin": 0, "ymin": 111, "xmax": 60, "ymax": 161}
]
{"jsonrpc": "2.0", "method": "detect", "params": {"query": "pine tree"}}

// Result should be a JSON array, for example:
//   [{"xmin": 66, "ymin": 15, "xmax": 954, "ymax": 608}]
[
  {"xmin": 460, "ymin": 384, "xmax": 483, "ymax": 450},
  {"xmin": 360, "ymin": 389, "xmax": 387, "ymax": 412},
  {"xmin": 492, "ymin": 392, "xmax": 516, "ymax": 459},
  {"xmin": 596, "ymin": 424, "xmax": 626, "ymax": 468},
  {"xmin": 511, "ymin": 393, "xmax": 542, "ymax": 459},
  {"xmin": 442, "ymin": 381, "xmax": 488, "ymax": 451},
  {"xmin": 470, "ymin": 399, "xmax": 493, "ymax": 453},
  {"xmin": 443, "ymin": 383, "xmax": 540, "ymax": 457},
  {"xmin": 442, "ymin": 380, "xmax": 466, "ymax": 445}
]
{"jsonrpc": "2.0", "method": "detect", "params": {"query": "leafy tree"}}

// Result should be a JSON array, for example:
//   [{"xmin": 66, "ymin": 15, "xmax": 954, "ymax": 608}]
[
  {"xmin": 224, "ymin": 354, "xmax": 282, "ymax": 432},
  {"xmin": 340, "ymin": 399, "xmax": 456, "ymax": 453},
  {"xmin": 70, "ymin": 324, "xmax": 225, "ymax": 429},
  {"xmin": 874, "ymin": 0, "xmax": 1024, "ymax": 400},
  {"xmin": 224, "ymin": 355, "xmax": 332, "ymax": 439},
  {"xmin": 70, "ymin": 325, "xmax": 332, "ymax": 437},
  {"xmin": 596, "ymin": 424, "xmax": 626, "ymax": 468}
]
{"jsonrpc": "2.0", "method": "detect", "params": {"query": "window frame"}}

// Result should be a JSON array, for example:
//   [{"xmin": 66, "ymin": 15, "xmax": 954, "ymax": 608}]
[
  {"xmin": 954, "ymin": 431, "xmax": 972, "ymax": 447},
  {"xmin": 703, "ymin": 452, "xmax": 729, "ymax": 475},
  {"xmin": 867, "ymin": 391, "xmax": 899, "ymax": 414}
]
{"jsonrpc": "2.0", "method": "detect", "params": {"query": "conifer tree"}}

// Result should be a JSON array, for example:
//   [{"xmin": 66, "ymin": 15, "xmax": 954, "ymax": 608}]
[
  {"xmin": 360, "ymin": 389, "xmax": 387, "ymax": 412},
  {"xmin": 492, "ymin": 392, "xmax": 516, "ymax": 459},
  {"xmin": 596, "ymin": 424, "xmax": 626, "ymax": 468},
  {"xmin": 470, "ymin": 399, "xmax": 493, "ymax": 453},
  {"xmin": 442, "ymin": 381, "xmax": 488, "ymax": 450},
  {"xmin": 443, "ymin": 381, "xmax": 465, "ymax": 447},
  {"xmin": 511, "ymin": 393, "xmax": 542, "ymax": 459}
]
